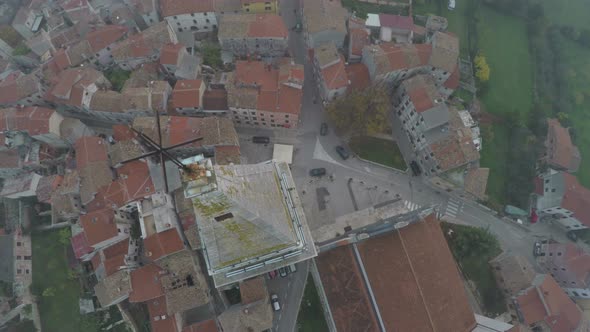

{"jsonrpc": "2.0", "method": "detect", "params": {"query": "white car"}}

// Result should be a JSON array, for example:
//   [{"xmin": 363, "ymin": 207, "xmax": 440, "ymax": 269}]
[{"xmin": 271, "ymin": 294, "xmax": 281, "ymax": 311}]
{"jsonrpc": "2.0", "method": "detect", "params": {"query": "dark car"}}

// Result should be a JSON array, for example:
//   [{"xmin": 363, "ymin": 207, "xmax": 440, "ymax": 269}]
[
  {"xmin": 335, "ymin": 146, "xmax": 349, "ymax": 160},
  {"xmin": 252, "ymin": 136, "xmax": 270, "ymax": 144},
  {"xmin": 410, "ymin": 161, "xmax": 422, "ymax": 176},
  {"xmin": 320, "ymin": 123, "xmax": 328, "ymax": 136},
  {"xmin": 309, "ymin": 168, "xmax": 327, "ymax": 177},
  {"xmin": 279, "ymin": 267, "xmax": 288, "ymax": 278},
  {"xmin": 533, "ymin": 242, "xmax": 542, "ymax": 256}
]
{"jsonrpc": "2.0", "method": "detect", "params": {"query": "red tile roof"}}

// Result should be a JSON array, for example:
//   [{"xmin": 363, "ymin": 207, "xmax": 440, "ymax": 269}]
[
  {"xmin": 378, "ymin": 14, "xmax": 414, "ymax": 30},
  {"xmin": 0, "ymin": 148, "xmax": 21, "ymax": 168},
  {"xmin": 36, "ymin": 175, "xmax": 63, "ymax": 203},
  {"xmin": 143, "ymin": 229, "xmax": 184, "ymax": 261},
  {"xmin": 345, "ymin": 63, "xmax": 370, "ymax": 91},
  {"xmin": 112, "ymin": 125, "xmax": 137, "ymax": 141},
  {"xmin": 349, "ymin": 28, "xmax": 370, "ymax": 57},
  {"xmin": 75, "ymin": 136, "xmax": 109, "ymax": 169},
  {"xmin": 71, "ymin": 232, "xmax": 93, "ymax": 259},
  {"xmin": 546, "ymin": 118, "xmax": 581, "ymax": 172},
  {"xmin": 232, "ymin": 60, "xmax": 303, "ymax": 114},
  {"xmin": 0, "ymin": 106, "xmax": 56, "ymax": 136},
  {"xmin": 444, "ymin": 65, "xmax": 460, "ymax": 89},
  {"xmin": 159, "ymin": 0, "xmax": 214, "ymax": 17},
  {"xmin": 147, "ymin": 296, "xmax": 178, "ymax": 332},
  {"xmin": 561, "ymin": 173, "xmax": 590, "ymax": 227},
  {"xmin": 130, "ymin": 264, "xmax": 165, "ymax": 302},
  {"xmin": 80, "ymin": 208, "xmax": 119, "ymax": 247},
  {"xmin": 321, "ymin": 55, "xmax": 348, "ymax": 90},
  {"xmin": 516, "ymin": 275, "xmax": 583, "ymax": 332},
  {"xmin": 409, "ymin": 88, "xmax": 434, "ymax": 113},
  {"xmin": 247, "ymin": 14, "xmax": 288, "ymax": 38},
  {"xmin": 357, "ymin": 215, "xmax": 476, "ymax": 332},
  {"xmin": 183, "ymin": 319, "xmax": 219, "ymax": 332},
  {"xmin": 160, "ymin": 43, "xmax": 184, "ymax": 65},
  {"xmin": 172, "ymin": 79, "xmax": 203, "ymax": 108},
  {"xmin": 86, "ymin": 25, "xmax": 129, "ymax": 52},
  {"xmin": 89, "ymin": 161, "xmax": 154, "ymax": 210},
  {"xmin": 203, "ymin": 89, "xmax": 227, "ymax": 110},
  {"xmin": 101, "ymin": 239, "xmax": 130, "ymax": 275}
]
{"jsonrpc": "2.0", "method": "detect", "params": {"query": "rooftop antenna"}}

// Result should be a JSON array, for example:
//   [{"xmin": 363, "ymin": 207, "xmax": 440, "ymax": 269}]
[{"xmin": 119, "ymin": 110, "xmax": 203, "ymax": 193}]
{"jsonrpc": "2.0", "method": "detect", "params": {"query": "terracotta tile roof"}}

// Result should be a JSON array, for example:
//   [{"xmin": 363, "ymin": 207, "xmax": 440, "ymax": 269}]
[
  {"xmin": 561, "ymin": 173, "xmax": 590, "ymax": 227},
  {"xmin": 160, "ymin": 0, "xmax": 214, "ymax": 17},
  {"xmin": 159, "ymin": 43, "xmax": 184, "ymax": 65},
  {"xmin": 143, "ymin": 228, "xmax": 184, "ymax": 261},
  {"xmin": 248, "ymin": 14, "xmax": 287, "ymax": 38},
  {"xmin": 365, "ymin": 42, "xmax": 433, "ymax": 77},
  {"xmin": 489, "ymin": 253, "xmax": 536, "ymax": 297},
  {"xmin": 102, "ymin": 239, "xmax": 129, "ymax": 276},
  {"xmin": 147, "ymin": 296, "xmax": 178, "ymax": 332},
  {"xmin": 89, "ymin": 90, "xmax": 125, "ymax": 113},
  {"xmin": 0, "ymin": 150, "xmax": 20, "ymax": 168},
  {"xmin": 302, "ymin": 0, "xmax": 348, "ymax": 35},
  {"xmin": 219, "ymin": 14, "xmax": 287, "ymax": 39},
  {"xmin": 86, "ymin": 25, "xmax": 128, "ymax": 52},
  {"xmin": 317, "ymin": 244, "xmax": 380, "ymax": 332},
  {"xmin": 0, "ymin": 72, "xmax": 39, "ymax": 104},
  {"xmin": 0, "ymin": 106, "xmax": 56, "ymax": 136},
  {"xmin": 463, "ymin": 167, "xmax": 489, "ymax": 200},
  {"xmin": 430, "ymin": 32, "xmax": 459, "ymax": 73},
  {"xmin": 80, "ymin": 208, "xmax": 119, "ymax": 246},
  {"xmin": 96, "ymin": 160, "xmax": 155, "ymax": 209},
  {"xmin": 345, "ymin": 64, "xmax": 370, "ymax": 91},
  {"xmin": 129, "ymin": 264, "xmax": 165, "ymax": 302},
  {"xmin": 357, "ymin": 215, "xmax": 476, "ymax": 332},
  {"xmin": 378, "ymin": 14, "xmax": 413, "ymax": 30},
  {"xmin": 75, "ymin": 136, "xmax": 109, "ymax": 169},
  {"xmin": 239, "ymin": 276, "xmax": 267, "ymax": 304},
  {"xmin": 516, "ymin": 274, "xmax": 583, "ymax": 332},
  {"xmin": 229, "ymin": 60, "xmax": 303, "ymax": 114},
  {"xmin": 172, "ymin": 79, "xmax": 203, "ymax": 108},
  {"xmin": 71, "ymin": 231, "xmax": 93, "ymax": 259},
  {"xmin": 349, "ymin": 28, "xmax": 370, "ymax": 57},
  {"xmin": 183, "ymin": 319, "xmax": 218, "ymax": 332},
  {"xmin": 402, "ymin": 74, "xmax": 442, "ymax": 113},
  {"xmin": 321, "ymin": 55, "xmax": 348, "ymax": 90},
  {"xmin": 113, "ymin": 124, "xmax": 137, "ymax": 141},
  {"xmin": 203, "ymin": 89, "xmax": 228, "ymax": 110},
  {"xmin": 444, "ymin": 64, "xmax": 460, "ymax": 89},
  {"xmin": 46, "ymin": 67, "xmax": 107, "ymax": 107},
  {"xmin": 546, "ymin": 118, "xmax": 581, "ymax": 172},
  {"xmin": 430, "ymin": 129, "xmax": 479, "ymax": 172},
  {"xmin": 112, "ymin": 22, "xmax": 174, "ymax": 60}
]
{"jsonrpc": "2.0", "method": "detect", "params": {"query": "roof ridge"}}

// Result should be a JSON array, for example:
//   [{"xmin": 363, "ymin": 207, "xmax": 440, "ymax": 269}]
[{"xmin": 397, "ymin": 227, "xmax": 438, "ymax": 332}]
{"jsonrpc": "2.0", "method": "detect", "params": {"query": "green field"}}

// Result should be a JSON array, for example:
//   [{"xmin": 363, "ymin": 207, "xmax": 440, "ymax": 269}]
[
  {"xmin": 296, "ymin": 276, "xmax": 329, "ymax": 332},
  {"xmin": 561, "ymin": 39, "xmax": 590, "ymax": 187},
  {"xmin": 349, "ymin": 136, "xmax": 407, "ymax": 170},
  {"xmin": 477, "ymin": 6, "xmax": 534, "ymax": 203},
  {"xmin": 31, "ymin": 230, "xmax": 127, "ymax": 332},
  {"xmin": 534, "ymin": 0, "xmax": 590, "ymax": 29}
]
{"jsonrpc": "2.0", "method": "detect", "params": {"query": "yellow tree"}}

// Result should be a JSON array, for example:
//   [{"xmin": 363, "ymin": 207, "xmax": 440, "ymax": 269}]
[{"xmin": 474, "ymin": 54, "xmax": 490, "ymax": 82}]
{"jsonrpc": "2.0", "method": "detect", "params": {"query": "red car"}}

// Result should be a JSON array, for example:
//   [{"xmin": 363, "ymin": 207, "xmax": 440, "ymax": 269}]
[{"xmin": 268, "ymin": 270, "xmax": 277, "ymax": 279}]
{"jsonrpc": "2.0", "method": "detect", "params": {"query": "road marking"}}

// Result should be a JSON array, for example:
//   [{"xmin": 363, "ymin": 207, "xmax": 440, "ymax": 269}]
[
  {"xmin": 312, "ymin": 137, "xmax": 343, "ymax": 166},
  {"xmin": 364, "ymin": 166, "xmax": 371, "ymax": 173},
  {"xmin": 443, "ymin": 199, "xmax": 463, "ymax": 218}
]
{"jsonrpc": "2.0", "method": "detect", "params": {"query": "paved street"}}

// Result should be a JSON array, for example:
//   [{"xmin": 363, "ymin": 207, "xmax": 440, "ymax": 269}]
[{"xmin": 266, "ymin": 261, "xmax": 309, "ymax": 332}]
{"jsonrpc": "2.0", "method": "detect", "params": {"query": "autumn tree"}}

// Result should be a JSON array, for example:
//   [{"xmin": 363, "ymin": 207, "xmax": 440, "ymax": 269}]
[
  {"xmin": 326, "ymin": 86, "xmax": 390, "ymax": 136},
  {"xmin": 474, "ymin": 54, "xmax": 490, "ymax": 82}
]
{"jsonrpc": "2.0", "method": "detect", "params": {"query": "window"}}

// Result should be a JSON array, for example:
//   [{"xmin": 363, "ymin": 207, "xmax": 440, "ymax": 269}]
[
  {"xmin": 285, "ymin": 114, "xmax": 289, "ymax": 118},
  {"xmin": 17, "ymin": 256, "xmax": 21, "ymax": 260},
  {"xmin": 206, "ymin": 19, "xmax": 210, "ymax": 23},
  {"xmin": 254, "ymin": 122, "xmax": 259, "ymax": 125},
  {"xmin": 17, "ymin": 269, "xmax": 21, "ymax": 274},
  {"xmin": 265, "ymin": 6, "xmax": 272, "ymax": 10},
  {"xmin": 204, "ymin": 12, "xmax": 208, "ymax": 16},
  {"xmin": 545, "ymin": 179, "xmax": 549, "ymax": 183},
  {"xmin": 191, "ymin": 13, "xmax": 195, "ymax": 17},
  {"xmin": 174, "ymin": 16, "xmax": 178, "ymax": 19},
  {"xmin": 193, "ymin": 19, "xmax": 197, "ymax": 23},
  {"xmin": 178, "ymin": 28, "xmax": 182, "ymax": 32},
  {"xmin": 551, "ymin": 188, "xmax": 556, "ymax": 192},
  {"xmin": 285, "ymin": 120, "xmax": 289, "ymax": 123},
  {"xmin": 177, "ymin": 22, "xmax": 181, "ymax": 26},
  {"xmin": 574, "ymin": 291, "xmax": 580, "ymax": 297},
  {"xmin": 214, "ymin": 212, "xmax": 233, "ymax": 222},
  {"xmin": 558, "ymin": 252, "xmax": 562, "ymax": 256},
  {"xmin": 17, "ymin": 242, "xmax": 21, "ymax": 246}
]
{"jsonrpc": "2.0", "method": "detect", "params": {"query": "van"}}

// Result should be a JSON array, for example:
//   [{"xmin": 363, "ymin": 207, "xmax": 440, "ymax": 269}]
[
  {"xmin": 271, "ymin": 294, "xmax": 281, "ymax": 311},
  {"xmin": 288, "ymin": 264, "xmax": 297, "ymax": 273},
  {"xmin": 252, "ymin": 136, "xmax": 270, "ymax": 144},
  {"xmin": 410, "ymin": 161, "xmax": 422, "ymax": 176}
]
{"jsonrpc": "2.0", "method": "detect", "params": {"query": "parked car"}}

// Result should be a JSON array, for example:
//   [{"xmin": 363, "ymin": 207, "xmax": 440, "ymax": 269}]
[
  {"xmin": 335, "ymin": 146, "xmax": 349, "ymax": 160},
  {"xmin": 252, "ymin": 136, "xmax": 270, "ymax": 144},
  {"xmin": 410, "ymin": 161, "xmax": 422, "ymax": 176},
  {"xmin": 288, "ymin": 264, "xmax": 297, "ymax": 273},
  {"xmin": 320, "ymin": 123, "xmax": 328, "ymax": 136},
  {"xmin": 268, "ymin": 270, "xmax": 277, "ymax": 279},
  {"xmin": 533, "ymin": 242, "xmax": 542, "ymax": 256},
  {"xmin": 279, "ymin": 267, "xmax": 288, "ymax": 278},
  {"xmin": 271, "ymin": 294, "xmax": 281, "ymax": 311},
  {"xmin": 309, "ymin": 168, "xmax": 327, "ymax": 177}
]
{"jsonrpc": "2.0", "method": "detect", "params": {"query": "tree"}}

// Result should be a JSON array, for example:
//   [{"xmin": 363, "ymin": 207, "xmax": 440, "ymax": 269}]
[
  {"xmin": 58, "ymin": 228, "xmax": 71, "ymax": 246},
  {"xmin": 446, "ymin": 224, "xmax": 501, "ymax": 260},
  {"xmin": 12, "ymin": 43, "xmax": 31, "ymax": 56},
  {"xmin": 201, "ymin": 42, "xmax": 222, "ymax": 68},
  {"xmin": 104, "ymin": 68, "xmax": 131, "ymax": 92},
  {"xmin": 325, "ymin": 85, "xmax": 390, "ymax": 136},
  {"xmin": 474, "ymin": 54, "xmax": 490, "ymax": 82}
]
